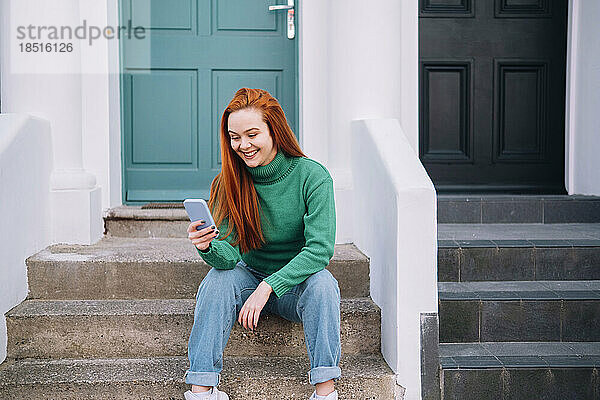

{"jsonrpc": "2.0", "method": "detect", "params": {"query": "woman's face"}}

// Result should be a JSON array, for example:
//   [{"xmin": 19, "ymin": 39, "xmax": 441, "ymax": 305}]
[{"xmin": 227, "ymin": 108, "xmax": 277, "ymax": 167}]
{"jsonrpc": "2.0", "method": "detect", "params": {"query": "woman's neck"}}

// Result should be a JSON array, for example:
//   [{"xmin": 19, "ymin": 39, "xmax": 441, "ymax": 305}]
[{"xmin": 244, "ymin": 150, "xmax": 294, "ymax": 184}]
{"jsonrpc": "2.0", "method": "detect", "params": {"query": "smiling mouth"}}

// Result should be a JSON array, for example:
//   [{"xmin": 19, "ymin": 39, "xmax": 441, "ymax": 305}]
[{"xmin": 242, "ymin": 150, "xmax": 258, "ymax": 159}]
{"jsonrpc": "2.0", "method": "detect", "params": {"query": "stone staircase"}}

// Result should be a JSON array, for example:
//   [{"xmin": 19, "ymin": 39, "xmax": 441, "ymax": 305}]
[
  {"xmin": 437, "ymin": 195, "xmax": 600, "ymax": 400},
  {"xmin": 0, "ymin": 206, "xmax": 397, "ymax": 399}
]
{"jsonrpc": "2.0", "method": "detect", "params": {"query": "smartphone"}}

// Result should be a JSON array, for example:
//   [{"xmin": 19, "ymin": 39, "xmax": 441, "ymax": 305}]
[{"xmin": 183, "ymin": 199, "xmax": 216, "ymax": 231}]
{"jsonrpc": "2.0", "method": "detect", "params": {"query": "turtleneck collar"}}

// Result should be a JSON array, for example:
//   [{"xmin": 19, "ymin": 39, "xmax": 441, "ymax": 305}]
[{"xmin": 244, "ymin": 150, "xmax": 296, "ymax": 184}]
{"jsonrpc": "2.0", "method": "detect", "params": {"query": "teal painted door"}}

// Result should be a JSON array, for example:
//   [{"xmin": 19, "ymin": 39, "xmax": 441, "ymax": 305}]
[{"xmin": 119, "ymin": 0, "xmax": 298, "ymax": 202}]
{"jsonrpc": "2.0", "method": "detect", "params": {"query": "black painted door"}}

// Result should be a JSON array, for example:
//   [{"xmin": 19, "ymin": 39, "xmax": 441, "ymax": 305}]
[{"xmin": 419, "ymin": 0, "xmax": 567, "ymax": 193}]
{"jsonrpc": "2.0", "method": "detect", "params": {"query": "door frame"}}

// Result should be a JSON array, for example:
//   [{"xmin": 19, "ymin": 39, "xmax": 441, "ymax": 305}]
[
  {"xmin": 565, "ymin": 0, "xmax": 580, "ymax": 194},
  {"xmin": 116, "ymin": 0, "xmax": 300, "ymax": 205}
]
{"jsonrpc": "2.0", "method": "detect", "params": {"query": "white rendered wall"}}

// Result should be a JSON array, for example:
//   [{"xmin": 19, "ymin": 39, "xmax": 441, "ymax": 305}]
[
  {"xmin": 0, "ymin": 115, "xmax": 52, "ymax": 364},
  {"xmin": 300, "ymin": 0, "xmax": 417, "ymax": 243},
  {"xmin": 106, "ymin": 0, "xmax": 124, "ymax": 210},
  {"xmin": 1, "ymin": 0, "xmax": 103, "ymax": 244},
  {"xmin": 566, "ymin": 0, "xmax": 600, "ymax": 195},
  {"xmin": 297, "ymin": 0, "xmax": 330, "ymax": 165},
  {"xmin": 352, "ymin": 119, "xmax": 438, "ymax": 400},
  {"xmin": 81, "ymin": 0, "xmax": 122, "ymax": 213},
  {"xmin": 2, "ymin": 0, "xmax": 121, "ymax": 219}
]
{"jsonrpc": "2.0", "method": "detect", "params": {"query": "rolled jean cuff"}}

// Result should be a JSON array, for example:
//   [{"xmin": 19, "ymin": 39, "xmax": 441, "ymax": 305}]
[
  {"xmin": 184, "ymin": 370, "xmax": 220, "ymax": 387},
  {"xmin": 308, "ymin": 366, "xmax": 341, "ymax": 385}
]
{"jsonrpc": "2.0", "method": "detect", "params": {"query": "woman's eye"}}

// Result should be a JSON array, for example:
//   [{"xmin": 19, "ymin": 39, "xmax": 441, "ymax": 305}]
[{"xmin": 249, "ymin": 134, "xmax": 257, "ymax": 138}]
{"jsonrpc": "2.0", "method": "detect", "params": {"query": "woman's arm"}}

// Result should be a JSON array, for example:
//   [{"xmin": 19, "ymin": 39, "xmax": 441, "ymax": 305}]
[
  {"xmin": 264, "ymin": 177, "xmax": 336, "ymax": 298},
  {"xmin": 196, "ymin": 216, "xmax": 242, "ymax": 270}
]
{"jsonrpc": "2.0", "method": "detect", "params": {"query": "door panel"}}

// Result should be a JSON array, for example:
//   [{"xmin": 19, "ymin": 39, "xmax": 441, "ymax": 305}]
[
  {"xmin": 216, "ymin": 0, "xmax": 276, "ymax": 31},
  {"xmin": 130, "ymin": 71, "xmax": 196, "ymax": 164},
  {"xmin": 120, "ymin": 0, "xmax": 297, "ymax": 202},
  {"xmin": 494, "ymin": 60, "xmax": 547, "ymax": 162},
  {"xmin": 421, "ymin": 61, "xmax": 473, "ymax": 163},
  {"xmin": 419, "ymin": 0, "xmax": 567, "ymax": 193}
]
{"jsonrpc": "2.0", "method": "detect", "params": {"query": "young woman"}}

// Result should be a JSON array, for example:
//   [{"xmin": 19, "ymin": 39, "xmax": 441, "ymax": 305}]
[{"xmin": 184, "ymin": 88, "xmax": 341, "ymax": 400}]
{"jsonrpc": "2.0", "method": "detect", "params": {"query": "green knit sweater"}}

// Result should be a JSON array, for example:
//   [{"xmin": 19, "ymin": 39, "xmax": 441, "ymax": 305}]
[{"xmin": 196, "ymin": 150, "xmax": 336, "ymax": 298}]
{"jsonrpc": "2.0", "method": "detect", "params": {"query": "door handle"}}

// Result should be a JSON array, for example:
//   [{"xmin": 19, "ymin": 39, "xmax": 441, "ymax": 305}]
[
  {"xmin": 268, "ymin": 0, "xmax": 295, "ymax": 39},
  {"xmin": 268, "ymin": 5, "xmax": 293, "ymax": 11}
]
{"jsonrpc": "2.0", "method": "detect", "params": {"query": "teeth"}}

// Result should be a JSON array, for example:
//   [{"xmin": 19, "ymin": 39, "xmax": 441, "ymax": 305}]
[{"xmin": 243, "ymin": 150, "xmax": 258, "ymax": 157}]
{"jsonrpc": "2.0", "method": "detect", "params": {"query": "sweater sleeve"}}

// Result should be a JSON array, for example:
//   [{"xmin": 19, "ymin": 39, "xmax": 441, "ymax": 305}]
[
  {"xmin": 196, "ymin": 216, "xmax": 242, "ymax": 270},
  {"xmin": 264, "ymin": 177, "xmax": 336, "ymax": 298}
]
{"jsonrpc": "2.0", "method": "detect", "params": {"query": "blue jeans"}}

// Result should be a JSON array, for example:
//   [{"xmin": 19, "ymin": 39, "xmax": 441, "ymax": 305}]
[{"xmin": 185, "ymin": 259, "xmax": 342, "ymax": 387}]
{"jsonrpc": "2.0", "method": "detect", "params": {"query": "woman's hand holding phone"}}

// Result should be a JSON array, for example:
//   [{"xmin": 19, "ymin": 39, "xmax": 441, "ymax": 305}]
[{"xmin": 187, "ymin": 220, "xmax": 219, "ymax": 251}]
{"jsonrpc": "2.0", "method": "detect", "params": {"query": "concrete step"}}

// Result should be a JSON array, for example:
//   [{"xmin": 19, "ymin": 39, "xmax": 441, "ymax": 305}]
[
  {"xmin": 104, "ymin": 205, "xmax": 211, "ymax": 238},
  {"xmin": 437, "ymin": 194, "xmax": 600, "ymax": 224},
  {"xmin": 6, "ymin": 298, "xmax": 380, "ymax": 359},
  {"xmin": 439, "ymin": 342, "xmax": 600, "ymax": 400},
  {"xmin": 438, "ymin": 281, "xmax": 600, "ymax": 343},
  {"xmin": 26, "ymin": 237, "xmax": 370, "ymax": 299},
  {"xmin": 0, "ymin": 354, "xmax": 397, "ymax": 399},
  {"xmin": 438, "ymin": 223, "xmax": 600, "ymax": 281}
]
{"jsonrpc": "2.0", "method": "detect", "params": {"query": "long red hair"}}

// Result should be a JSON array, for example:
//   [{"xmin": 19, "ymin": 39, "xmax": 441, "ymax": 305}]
[{"xmin": 208, "ymin": 88, "xmax": 306, "ymax": 253}]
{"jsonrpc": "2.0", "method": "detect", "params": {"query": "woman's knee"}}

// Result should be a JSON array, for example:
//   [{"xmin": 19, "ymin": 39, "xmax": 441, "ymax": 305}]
[
  {"xmin": 196, "ymin": 265, "xmax": 248, "ymax": 299},
  {"xmin": 302, "ymin": 269, "xmax": 340, "ymax": 302}
]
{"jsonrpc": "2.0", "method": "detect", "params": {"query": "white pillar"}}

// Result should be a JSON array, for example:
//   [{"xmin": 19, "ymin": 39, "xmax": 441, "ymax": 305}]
[
  {"xmin": 566, "ymin": 0, "xmax": 600, "ymax": 195},
  {"xmin": 3, "ymin": 0, "xmax": 102, "ymax": 244}
]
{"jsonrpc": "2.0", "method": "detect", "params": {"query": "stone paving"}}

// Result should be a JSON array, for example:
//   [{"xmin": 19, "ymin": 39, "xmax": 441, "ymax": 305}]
[{"xmin": 438, "ymin": 223, "xmax": 600, "ymax": 240}]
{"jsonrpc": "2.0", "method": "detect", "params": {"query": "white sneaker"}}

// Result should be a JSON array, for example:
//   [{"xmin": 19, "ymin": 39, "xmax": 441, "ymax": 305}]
[
  {"xmin": 184, "ymin": 387, "xmax": 230, "ymax": 400},
  {"xmin": 309, "ymin": 390, "xmax": 338, "ymax": 400}
]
